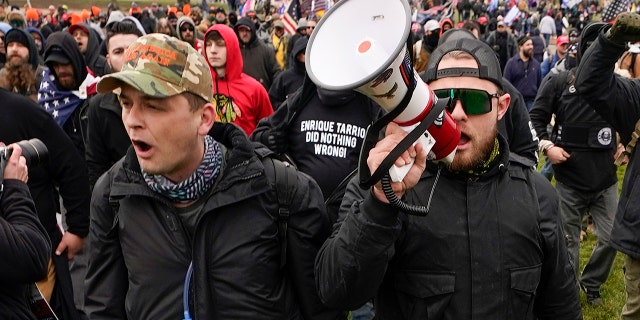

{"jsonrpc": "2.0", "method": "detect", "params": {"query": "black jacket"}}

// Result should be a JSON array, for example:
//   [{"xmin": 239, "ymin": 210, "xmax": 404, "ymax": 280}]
[
  {"xmin": 268, "ymin": 37, "xmax": 307, "ymax": 110},
  {"xmin": 86, "ymin": 123, "xmax": 337, "ymax": 319},
  {"xmin": 85, "ymin": 92, "xmax": 130, "ymax": 189},
  {"xmin": 315, "ymin": 135, "xmax": 582, "ymax": 319},
  {"xmin": 574, "ymin": 32, "xmax": 640, "ymax": 260},
  {"xmin": 0, "ymin": 180, "xmax": 51, "ymax": 320},
  {"xmin": 530, "ymin": 68, "xmax": 617, "ymax": 191},
  {"xmin": 0, "ymin": 88, "xmax": 89, "ymax": 320}
]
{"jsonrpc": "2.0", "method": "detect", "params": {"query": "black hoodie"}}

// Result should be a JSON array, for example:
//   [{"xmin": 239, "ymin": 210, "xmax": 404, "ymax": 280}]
[
  {"xmin": 71, "ymin": 23, "xmax": 110, "ymax": 76},
  {"xmin": 44, "ymin": 31, "xmax": 88, "ymax": 91},
  {"xmin": 42, "ymin": 31, "xmax": 95, "ymax": 155},
  {"xmin": 268, "ymin": 37, "xmax": 307, "ymax": 109}
]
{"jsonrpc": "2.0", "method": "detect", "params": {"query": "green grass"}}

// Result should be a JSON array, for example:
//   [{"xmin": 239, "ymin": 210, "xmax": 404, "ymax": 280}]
[{"xmin": 541, "ymin": 156, "xmax": 627, "ymax": 319}]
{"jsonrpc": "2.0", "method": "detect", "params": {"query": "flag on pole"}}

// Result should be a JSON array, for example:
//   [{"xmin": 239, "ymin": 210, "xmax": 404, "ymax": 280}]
[
  {"xmin": 240, "ymin": 0, "xmax": 255, "ymax": 16},
  {"xmin": 283, "ymin": 0, "xmax": 301, "ymax": 34},
  {"xmin": 601, "ymin": 0, "xmax": 630, "ymax": 23}
]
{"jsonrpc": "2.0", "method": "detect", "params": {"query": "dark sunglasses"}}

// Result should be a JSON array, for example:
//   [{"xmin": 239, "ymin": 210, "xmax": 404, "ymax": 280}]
[
  {"xmin": 180, "ymin": 26, "xmax": 195, "ymax": 32},
  {"xmin": 434, "ymin": 88, "xmax": 499, "ymax": 115}
]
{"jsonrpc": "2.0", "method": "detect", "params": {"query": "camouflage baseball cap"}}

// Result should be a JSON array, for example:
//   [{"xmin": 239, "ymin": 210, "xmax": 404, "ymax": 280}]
[{"xmin": 97, "ymin": 33, "xmax": 212, "ymax": 102}]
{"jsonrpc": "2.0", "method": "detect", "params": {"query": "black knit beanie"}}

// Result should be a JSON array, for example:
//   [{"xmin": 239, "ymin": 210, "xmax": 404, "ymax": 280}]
[{"xmin": 5, "ymin": 29, "xmax": 30, "ymax": 49}]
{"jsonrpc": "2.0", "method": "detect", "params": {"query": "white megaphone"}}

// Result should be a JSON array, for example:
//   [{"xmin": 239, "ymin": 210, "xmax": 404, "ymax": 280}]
[{"xmin": 306, "ymin": 0, "xmax": 460, "ymax": 182}]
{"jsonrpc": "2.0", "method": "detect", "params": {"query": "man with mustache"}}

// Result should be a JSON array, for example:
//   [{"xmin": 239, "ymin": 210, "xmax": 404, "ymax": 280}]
[
  {"xmin": 503, "ymin": 35, "xmax": 542, "ymax": 111},
  {"xmin": 315, "ymin": 36, "xmax": 581, "ymax": 319},
  {"xmin": 0, "ymin": 28, "xmax": 46, "ymax": 101},
  {"xmin": 39, "ymin": 31, "xmax": 100, "ymax": 156}
]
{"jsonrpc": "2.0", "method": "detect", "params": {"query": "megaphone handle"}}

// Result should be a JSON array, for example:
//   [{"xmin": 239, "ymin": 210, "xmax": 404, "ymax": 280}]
[
  {"xmin": 389, "ymin": 132, "xmax": 436, "ymax": 182},
  {"xmin": 360, "ymin": 97, "xmax": 447, "ymax": 187}
]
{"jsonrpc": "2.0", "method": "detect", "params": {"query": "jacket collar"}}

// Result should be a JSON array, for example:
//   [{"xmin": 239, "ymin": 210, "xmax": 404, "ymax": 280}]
[{"xmin": 113, "ymin": 123, "xmax": 269, "ymax": 205}]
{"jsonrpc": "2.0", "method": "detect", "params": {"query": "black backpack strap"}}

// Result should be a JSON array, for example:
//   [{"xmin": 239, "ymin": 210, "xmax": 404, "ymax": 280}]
[{"xmin": 256, "ymin": 144, "xmax": 298, "ymax": 269}]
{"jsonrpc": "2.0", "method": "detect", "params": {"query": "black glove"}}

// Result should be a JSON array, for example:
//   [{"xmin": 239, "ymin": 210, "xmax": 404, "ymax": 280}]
[
  {"xmin": 606, "ymin": 13, "xmax": 640, "ymax": 45},
  {"xmin": 264, "ymin": 130, "xmax": 288, "ymax": 154}
]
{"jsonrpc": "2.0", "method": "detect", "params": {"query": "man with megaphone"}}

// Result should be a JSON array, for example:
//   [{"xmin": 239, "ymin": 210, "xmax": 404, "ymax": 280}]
[{"xmin": 315, "ymin": 34, "xmax": 582, "ymax": 320}]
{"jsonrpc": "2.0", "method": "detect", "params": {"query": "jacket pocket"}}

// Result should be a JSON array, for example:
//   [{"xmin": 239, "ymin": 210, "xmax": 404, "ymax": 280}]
[
  {"xmin": 510, "ymin": 264, "xmax": 541, "ymax": 319},
  {"xmin": 394, "ymin": 271, "xmax": 455, "ymax": 319}
]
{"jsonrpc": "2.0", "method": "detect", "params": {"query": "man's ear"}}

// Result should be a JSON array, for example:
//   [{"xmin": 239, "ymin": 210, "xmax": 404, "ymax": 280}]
[
  {"xmin": 106, "ymin": 53, "xmax": 112, "ymax": 69},
  {"xmin": 198, "ymin": 102, "xmax": 216, "ymax": 135},
  {"xmin": 496, "ymin": 93, "xmax": 510, "ymax": 121}
]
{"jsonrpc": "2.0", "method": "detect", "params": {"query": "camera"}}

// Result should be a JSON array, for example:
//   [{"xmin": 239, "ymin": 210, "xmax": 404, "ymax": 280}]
[{"xmin": 0, "ymin": 139, "xmax": 49, "ymax": 167}]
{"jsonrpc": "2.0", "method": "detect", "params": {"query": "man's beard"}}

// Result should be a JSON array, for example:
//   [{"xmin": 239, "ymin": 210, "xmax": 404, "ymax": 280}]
[
  {"xmin": 7, "ymin": 54, "xmax": 27, "ymax": 66},
  {"xmin": 55, "ymin": 71, "xmax": 77, "ymax": 90},
  {"xmin": 2, "ymin": 60, "xmax": 36, "ymax": 94},
  {"xmin": 447, "ymin": 122, "xmax": 498, "ymax": 172},
  {"xmin": 523, "ymin": 49, "xmax": 532, "ymax": 59}
]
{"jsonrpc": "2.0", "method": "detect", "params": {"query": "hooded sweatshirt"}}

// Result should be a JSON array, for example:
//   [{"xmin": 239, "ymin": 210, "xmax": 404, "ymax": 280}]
[
  {"xmin": 204, "ymin": 24, "xmax": 273, "ymax": 135},
  {"xmin": 69, "ymin": 23, "xmax": 110, "ymax": 76},
  {"xmin": 27, "ymin": 26, "xmax": 46, "ymax": 56},
  {"xmin": 40, "ymin": 31, "xmax": 99, "ymax": 153},
  {"xmin": 176, "ymin": 16, "xmax": 203, "ymax": 53},
  {"xmin": 268, "ymin": 37, "xmax": 307, "ymax": 109},
  {"xmin": 233, "ymin": 17, "xmax": 282, "ymax": 91}
]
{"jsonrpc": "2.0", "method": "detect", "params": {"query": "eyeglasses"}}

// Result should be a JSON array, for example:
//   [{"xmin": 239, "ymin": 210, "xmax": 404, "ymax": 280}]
[
  {"xmin": 434, "ymin": 88, "xmax": 499, "ymax": 115},
  {"xmin": 180, "ymin": 26, "xmax": 194, "ymax": 32},
  {"xmin": 307, "ymin": 26, "xmax": 315, "ymax": 30}
]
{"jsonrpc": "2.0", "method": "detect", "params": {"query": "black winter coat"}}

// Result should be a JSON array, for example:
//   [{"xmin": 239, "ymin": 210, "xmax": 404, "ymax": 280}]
[
  {"xmin": 575, "ymin": 33, "xmax": 640, "ymax": 260},
  {"xmin": 85, "ymin": 92, "xmax": 130, "ymax": 189},
  {"xmin": 86, "ymin": 123, "xmax": 339, "ymax": 320},
  {"xmin": 315, "ymin": 135, "xmax": 582, "ymax": 319},
  {"xmin": 0, "ymin": 180, "xmax": 51, "ymax": 320}
]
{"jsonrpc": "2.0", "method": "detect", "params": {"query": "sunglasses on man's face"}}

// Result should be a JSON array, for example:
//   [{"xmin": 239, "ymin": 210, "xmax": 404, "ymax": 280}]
[
  {"xmin": 180, "ymin": 26, "xmax": 194, "ymax": 32},
  {"xmin": 434, "ymin": 88, "xmax": 499, "ymax": 115}
]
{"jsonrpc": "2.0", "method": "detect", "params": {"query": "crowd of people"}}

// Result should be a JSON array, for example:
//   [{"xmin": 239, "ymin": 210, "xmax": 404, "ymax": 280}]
[{"xmin": 1, "ymin": 0, "xmax": 640, "ymax": 319}]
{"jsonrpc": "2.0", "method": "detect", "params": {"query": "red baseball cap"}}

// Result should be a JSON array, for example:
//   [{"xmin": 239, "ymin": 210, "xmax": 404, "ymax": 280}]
[{"xmin": 556, "ymin": 35, "xmax": 569, "ymax": 46}]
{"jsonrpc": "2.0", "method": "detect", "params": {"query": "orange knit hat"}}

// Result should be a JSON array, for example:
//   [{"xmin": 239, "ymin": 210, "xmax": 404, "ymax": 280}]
[
  {"xmin": 25, "ymin": 8, "xmax": 39, "ymax": 20},
  {"xmin": 91, "ymin": 6, "xmax": 101, "ymax": 17}
]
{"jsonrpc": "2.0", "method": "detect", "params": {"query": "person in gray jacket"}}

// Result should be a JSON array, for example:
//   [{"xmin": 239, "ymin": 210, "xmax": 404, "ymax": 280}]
[
  {"xmin": 315, "ymin": 37, "xmax": 581, "ymax": 320},
  {"xmin": 234, "ymin": 16, "xmax": 282, "ymax": 92}
]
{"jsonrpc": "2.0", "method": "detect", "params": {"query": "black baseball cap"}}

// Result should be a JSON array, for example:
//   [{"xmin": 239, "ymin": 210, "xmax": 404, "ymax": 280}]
[{"xmin": 424, "ymin": 36, "xmax": 503, "ymax": 90}]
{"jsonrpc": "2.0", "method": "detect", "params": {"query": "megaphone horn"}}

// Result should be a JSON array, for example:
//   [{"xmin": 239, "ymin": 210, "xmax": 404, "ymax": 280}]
[{"xmin": 306, "ymin": 0, "xmax": 460, "ymax": 183}]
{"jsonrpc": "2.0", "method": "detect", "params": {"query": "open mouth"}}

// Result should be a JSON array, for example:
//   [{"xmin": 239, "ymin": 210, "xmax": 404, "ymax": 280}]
[
  {"xmin": 458, "ymin": 133, "xmax": 470, "ymax": 145},
  {"xmin": 132, "ymin": 140, "xmax": 152, "ymax": 152}
]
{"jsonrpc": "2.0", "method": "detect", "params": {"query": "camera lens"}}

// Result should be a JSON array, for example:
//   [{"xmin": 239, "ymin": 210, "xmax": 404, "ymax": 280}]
[{"xmin": 15, "ymin": 139, "xmax": 48, "ymax": 167}]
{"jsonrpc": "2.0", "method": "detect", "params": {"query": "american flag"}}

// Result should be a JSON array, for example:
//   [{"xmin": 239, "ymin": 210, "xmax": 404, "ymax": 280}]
[
  {"xmin": 601, "ymin": 0, "xmax": 630, "ymax": 23},
  {"xmin": 301, "ymin": 0, "xmax": 328, "ymax": 17},
  {"xmin": 37, "ymin": 68, "xmax": 97, "ymax": 127},
  {"xmin": 283, "ymin": 0, "xmax": 301, "ymax": 34}
]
